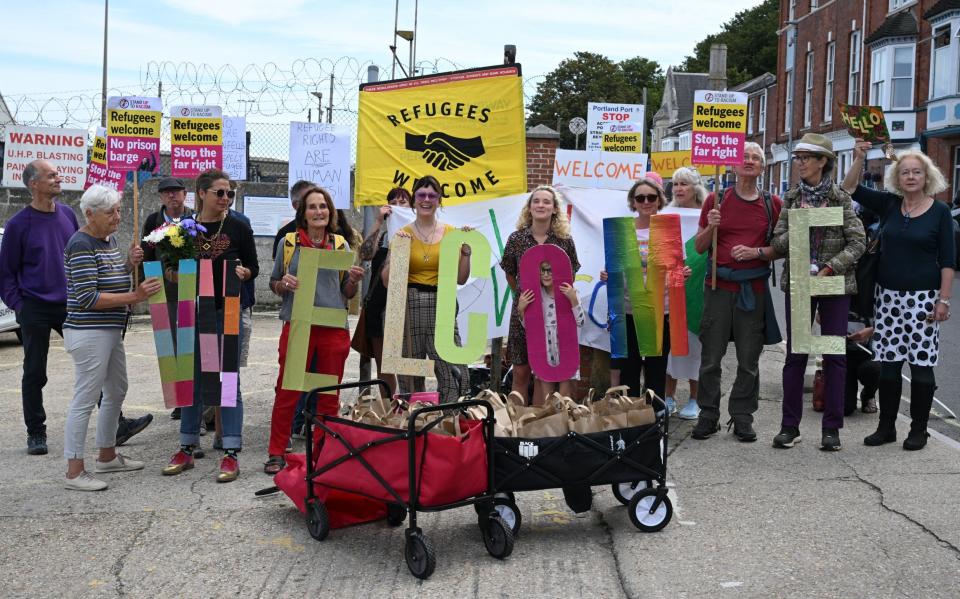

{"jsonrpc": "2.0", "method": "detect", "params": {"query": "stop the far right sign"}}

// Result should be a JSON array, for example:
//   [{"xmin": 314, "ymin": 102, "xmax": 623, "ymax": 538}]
[{"xmin": 691, "ymin": 90, "xmax": 748, "ymax": 166}]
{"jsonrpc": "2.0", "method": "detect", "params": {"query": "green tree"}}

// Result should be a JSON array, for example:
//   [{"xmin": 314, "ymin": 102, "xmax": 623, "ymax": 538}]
[
  {"xmin": 526, "ymin": 52, "xmax": 664, "ymax": 150},
  {"xmin": 677, "ymin": 0, "xmax": 778, "ymax": 87}
]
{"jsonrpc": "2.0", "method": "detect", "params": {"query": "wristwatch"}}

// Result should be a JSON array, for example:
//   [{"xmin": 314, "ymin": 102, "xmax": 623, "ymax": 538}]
[{"xmin": 757, "ymin": 247, "xmax": 764, "ymax": 258}]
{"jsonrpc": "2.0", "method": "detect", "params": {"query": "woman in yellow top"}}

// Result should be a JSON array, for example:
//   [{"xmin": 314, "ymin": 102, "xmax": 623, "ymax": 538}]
[{"xmin": 382, "ymin": 175, "xmax": 472, "ymax": 401}]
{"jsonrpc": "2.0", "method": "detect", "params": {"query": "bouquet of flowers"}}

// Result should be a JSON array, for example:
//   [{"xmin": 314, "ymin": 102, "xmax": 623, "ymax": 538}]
[{"xmin": 142, "ymin": 218, "xmax": 207, "ymax": 269}]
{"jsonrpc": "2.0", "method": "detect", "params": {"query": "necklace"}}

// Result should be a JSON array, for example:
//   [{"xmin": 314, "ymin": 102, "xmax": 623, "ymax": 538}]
[
  {"xmin": 412, "ymin": 219, "xmax": 438, "ymax": 263},
  {"xmin": 198, "ymin": 214, "xmax": 226, "ymax": 252}
]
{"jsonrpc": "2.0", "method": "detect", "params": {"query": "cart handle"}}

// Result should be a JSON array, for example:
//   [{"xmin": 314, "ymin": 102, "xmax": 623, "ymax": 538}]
[{"xmin": 306, "ymin": 379, "xmax": 392, "ymax": 400}]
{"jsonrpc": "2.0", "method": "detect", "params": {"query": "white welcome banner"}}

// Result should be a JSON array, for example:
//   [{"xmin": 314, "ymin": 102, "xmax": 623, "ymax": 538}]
[{"xmin": 384, "ymin": 187, "xmax": 702, "ymax": 352}]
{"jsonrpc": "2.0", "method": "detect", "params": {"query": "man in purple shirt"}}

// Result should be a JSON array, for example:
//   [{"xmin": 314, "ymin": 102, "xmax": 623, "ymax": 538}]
[{"xmin": 0, "ymin": 160, "xmax": 79, "ymax": 455}]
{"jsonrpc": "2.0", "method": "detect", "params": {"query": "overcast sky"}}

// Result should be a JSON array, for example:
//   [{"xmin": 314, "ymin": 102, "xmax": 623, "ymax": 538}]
[{"xmin": 1, "ymin": 0, "xmax": 765, "ymax": 126}]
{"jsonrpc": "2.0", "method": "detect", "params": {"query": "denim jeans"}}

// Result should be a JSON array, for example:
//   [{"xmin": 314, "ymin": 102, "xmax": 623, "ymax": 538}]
[{"xmin": 179, "ymin": 310, "xmax": 244, "ymax": 450}]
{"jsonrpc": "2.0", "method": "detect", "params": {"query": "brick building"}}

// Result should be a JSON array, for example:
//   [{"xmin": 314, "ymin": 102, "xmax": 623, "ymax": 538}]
[{"xmin": 769, "ymin": 0, "xmax": 960, "ymax": 203}]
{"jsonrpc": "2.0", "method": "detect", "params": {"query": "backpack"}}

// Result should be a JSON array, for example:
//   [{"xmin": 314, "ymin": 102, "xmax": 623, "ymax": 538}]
[{"xmin": 281, "ymin": 231, "xmax": 347, "ymax": 273}]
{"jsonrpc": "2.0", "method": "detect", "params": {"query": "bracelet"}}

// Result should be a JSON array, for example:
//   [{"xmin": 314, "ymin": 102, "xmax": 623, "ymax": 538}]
[{"xmin": 937, "ymin": 298, "xmax": 951, "ymax": 307}]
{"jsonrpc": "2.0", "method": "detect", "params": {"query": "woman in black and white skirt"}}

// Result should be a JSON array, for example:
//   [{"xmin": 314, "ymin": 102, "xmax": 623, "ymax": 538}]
[{"xmin": 843, "ymin": 141, "xmax": 956, "ymax": 450}]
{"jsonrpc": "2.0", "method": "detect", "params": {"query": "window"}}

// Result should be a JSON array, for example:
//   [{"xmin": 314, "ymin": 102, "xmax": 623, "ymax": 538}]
[
  {"xmin": 679, "ymin": 132, "xmax": 691, "ymax": 150},
  {"xmin": 759, "ymin": 91, "xmax": 767, "ymax": 132},
  {"xmin": 870, "ymin": 48, "xmax": 886, "ymax": 106},
  {"xmin": 784, "ymin": 70, "xmax": 794, "ymax": 134},
  {"xmin": 888, "ymin": 0, "xmax": 916, "ymax": 11},
  {"xmin": 748, "ymin": 98, "xmax": 755, "ymax": 135},
  {"xmin": 811, "ymin": 0, "xmax": 819, "ymax": 9},
  {"xmin": 953, "ymin": 146, "xmax": 960, "ymax": 204},
  {"xmin": 848, "ymin": 30, "xmax": 862, "ymax": 104},
  {"xmin": 804, "ymin": 51, "xmax": 814, "ymax": 127},
  {"xmin": 789, "ymin": 0, "xmax": 796, "ymax": 20},
  {"xmin": 824, "ymin": 42, "xmax": 836, "ymax": 121},
  {"xmin": 931, "ymin": 24, "xmax": 956, "ymax": 100},
  {"xmin": 891, "ymin": 46, "xmax": 914, "ymax": 108}
]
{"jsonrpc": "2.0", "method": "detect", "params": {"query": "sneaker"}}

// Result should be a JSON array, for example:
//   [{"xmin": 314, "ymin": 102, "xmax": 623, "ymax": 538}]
[
  {"xmin": 199, "ymin": 420, "xmax": 207, "ymax": 436},
  {"xmin": 162, "ymin": 450, "xmax": 195, "ymax": 475},
  {"xmin": 664, "ymin": 396, "xmax": 677, "ymax": 415},
  {"xmin": 691, "ymin": 418, "xmax": 720, "ymax": 440},
  {"xmin": 821, "ymin": 428, "xmax": 841, "ymax": 451},
  {"xmin": 27, "ymin": 434, "xmax": 48, "ymax": 455},
  {"xmin": 65, "ymin": 471, "xmax": 108, "ymax": 492},
  {"xmin": 95, "ymin": 453, "xmax": 145, "ymax": 473},
  {"xmin": 728, "ymin": 419, "xmax": 757, "ymax": 443},
  {"xmin": 677, "ymin": 399, "xmax": 700, "ymax": 420},
  {"xmin": 170, "ymin": 408, "xmax": 181, "ymax": 420},
  {"xmin": 115, "ymin": 414, "xmax": 153, "ymax": 447},
  {"xmin": 772, "ymin": 426, "xmax": 802, "ymax": 448},
  {"xmin": 217, "ymin": 455, "xmax": 239, "ymax": 483}
]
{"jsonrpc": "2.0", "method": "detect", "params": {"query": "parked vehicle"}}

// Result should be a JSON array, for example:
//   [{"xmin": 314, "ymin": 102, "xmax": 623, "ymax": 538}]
[{"xmin": 0, "ymin": 228, "xmax": 21, "ymax": 341}]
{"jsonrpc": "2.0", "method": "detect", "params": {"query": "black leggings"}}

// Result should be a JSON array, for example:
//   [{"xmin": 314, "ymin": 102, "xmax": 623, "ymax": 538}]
[
  {"xmin": 880, "ymin": 361, "xmax": 935, "ymax": 387},
  {"xmin": 610, "ymin": 314, "xmax": 671, "ymax": 398}
]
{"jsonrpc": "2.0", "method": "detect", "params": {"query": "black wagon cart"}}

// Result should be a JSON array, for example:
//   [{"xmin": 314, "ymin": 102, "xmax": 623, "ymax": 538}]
[{"xmin": 479, "ymin": 395, "xmax": 673, "ymax": 537}]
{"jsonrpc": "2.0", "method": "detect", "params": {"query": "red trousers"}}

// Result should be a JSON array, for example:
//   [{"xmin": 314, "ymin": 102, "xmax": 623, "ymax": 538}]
[{"xmin": 269, "ymin": 322, "xmax": 349, "ymax": 456}]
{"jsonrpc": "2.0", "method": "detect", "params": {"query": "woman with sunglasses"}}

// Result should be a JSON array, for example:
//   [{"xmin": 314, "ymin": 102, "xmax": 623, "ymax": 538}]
[
  {"xmin": 841, "ymin": 140, "xmax": 955, "ymax": 450},
  {"xmin": 769, "ymin": 133, "xmax": 864, "ymax": 452},
  {"xmin": 500, "ymin": 185, "xmax": 579, "ymax": 403},
  {"xmin": 601, "ymin": 173, "xmax": 690, "ymax": 400},
  {"xmin": 381, "ymin": 176, "xmax": 470, "ymax": 402},
  {"xmin": 163, "ymin": 168, "xmax": 259, "ymax": 483}
]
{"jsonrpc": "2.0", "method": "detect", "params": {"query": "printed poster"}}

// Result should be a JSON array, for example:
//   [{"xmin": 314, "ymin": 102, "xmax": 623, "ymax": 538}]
[
  {"xmin": 106, "ymin": 96, "xmax": 162, "ymax": 173},
  {"xmin": 2, "ymin": 125, "xmax": 88, "ymax": 190},
  {"xmin": 85, "ymin": 126, "xmax": 125, "ymax": 190},
  {"xmin": 691, "ymin": 90, "xmax": 748, "ymax": 166},
  {"xmin": 170, "ymin": 105, "xmax": 223, "ymax": 178},
  {"xmin": 288, "ymin": 122, "xmax": 351, "ymax": 209}
]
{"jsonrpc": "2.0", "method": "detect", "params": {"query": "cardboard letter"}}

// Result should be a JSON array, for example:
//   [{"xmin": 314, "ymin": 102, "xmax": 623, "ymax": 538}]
[
  {"xmin": 435, "ymin": 229, "xmax": 491, "ymax": 365},
  {"xmin": 519, "ymin": 244, "xmax": 579, "ymax": 382},
  {"xmin": 788, "ymin": 208, "xmax": 846, "ymax": 355},
  {"xmin": 144, "ymin": 259, "xmax": 196, "ymax": 408},
  {"xmin": 381, "ymin": 236, "xmax": 435, "ymax": 377}
]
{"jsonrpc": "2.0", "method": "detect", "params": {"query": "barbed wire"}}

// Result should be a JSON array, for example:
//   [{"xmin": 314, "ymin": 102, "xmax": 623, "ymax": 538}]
[{"xmin": 6, "ymin": 56, "xmax": 548, "ymax": 132}]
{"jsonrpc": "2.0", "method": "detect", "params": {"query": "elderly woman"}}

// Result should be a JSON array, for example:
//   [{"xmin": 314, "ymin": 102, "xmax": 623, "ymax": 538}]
[
  {"xmin": 665, "ymin": 166, "xmax": 708, "ymax": 418},
  {"xmin": 842, "ymin": 141, "xmax": 955, "ymax": 450},
  {"xmin": 164, "ymin": 168, "xmax": 258, "ymax": 482},
  {"xmin": 770, "ymin": 133, "xmax": 865, "ymax": 451},
  {"xmin": 263, "ymin": 186, "xmax": 364, "ymax": 474},
  {"xmin": 601, "ymin": 174, "xmax": 691, "ymax": 399},
  {"xmin": 381, "ymin": 175, "xmax": 471, "ymax": 402},
  {"xmin": 500, "ymin": 185, "xmax": 580, "ymax": 403},
  {"xmin": 62, "ymin": 185, "xmax": 161, "ymax": 491},
  {"xmin": 357, "ymin": 187, "xmax": 412, "ymax": 397}
]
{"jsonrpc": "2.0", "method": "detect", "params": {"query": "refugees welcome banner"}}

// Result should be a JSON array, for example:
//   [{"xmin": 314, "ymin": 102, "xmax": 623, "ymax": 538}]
[{"xmin": 355, "ymin": 65, "xmax": 526, "ymax": 206}]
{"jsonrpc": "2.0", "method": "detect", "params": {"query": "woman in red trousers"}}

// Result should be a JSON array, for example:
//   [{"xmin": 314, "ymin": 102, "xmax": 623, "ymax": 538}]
[{"xmin": 264, "ymin": 185, "xmax": 364, "ymax": 474}]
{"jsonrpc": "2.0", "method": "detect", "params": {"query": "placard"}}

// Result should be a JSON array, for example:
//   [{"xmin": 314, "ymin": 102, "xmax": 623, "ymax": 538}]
[
  {"xmin": 170, "ymin": 105, "xmax": 223, "ymax": 178},
  {"xmin": 242, "ymin": 196, "xmax": 296, "ymax": 237},
  {"xmin": 288, "ymin": 122, "xmax": 351, "ymax": 209},
  {"xmin": 222, "ymin": 116, "xmax": 247, "ymax": 181},
  {"xmin": 552, "ymin": 149, "xmax": 648, "ymax": 190},
  {"xmin": 838, "ymin": 103, "xmax": 890, "ymax": 144},
  {"xmin": 106, "ymin": 96, "xmax": 162, "ymax": 173},
  {"xmin": 85, "ymin": 127, "xmax": 124, "ymax": 190},
  {"xmin": 648, "ymin": 150, "xmax": 712, "ymax": 179},
  {"xmin": 586, "ymin": 102, "xmax": 645, "ymax": 153},
  {"xmin": 691, "ymin": 90, "xmax": 748, "ymax": 166},
  {"xmin": 2, "ymin": 125, "xmax": 88, "ymax": 190}
]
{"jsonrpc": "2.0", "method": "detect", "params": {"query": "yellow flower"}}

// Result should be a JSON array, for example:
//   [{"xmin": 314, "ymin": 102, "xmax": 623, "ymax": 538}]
[{"xmin": 169, "ymin": 232, "xmax": 185, "ymax": 248}]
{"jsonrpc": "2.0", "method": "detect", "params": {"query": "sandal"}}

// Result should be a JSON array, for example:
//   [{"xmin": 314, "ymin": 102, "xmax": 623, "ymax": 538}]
[
  {"xmin": 861, "ymin": 398, "xmax": 878, "ymax": 414},
  {"xmin": 263, "ymin": 455, "xmax": 285, "ymax": 475}
]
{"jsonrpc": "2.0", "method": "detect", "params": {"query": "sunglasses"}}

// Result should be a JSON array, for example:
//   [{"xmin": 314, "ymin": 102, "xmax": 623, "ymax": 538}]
[
  {"xmin": 209, "ymin": 189, "xmax": 236, "ymax": 199},
  {"xmin": 414, "ymin": 191, "xmax": 440, "ymax": 201},
  {"xmin": 540, "ymin": 265, "xmax": 552, "ymax": 274},
  {"xmin": 633, "ymin": 193, "xmax": 659, "ymax": 204}
]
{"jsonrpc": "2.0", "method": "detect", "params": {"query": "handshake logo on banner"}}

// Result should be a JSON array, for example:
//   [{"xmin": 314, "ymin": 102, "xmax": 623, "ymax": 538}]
[{"xmin": 405, "ymin": 132, "xmax": 486, "ymax": 172}]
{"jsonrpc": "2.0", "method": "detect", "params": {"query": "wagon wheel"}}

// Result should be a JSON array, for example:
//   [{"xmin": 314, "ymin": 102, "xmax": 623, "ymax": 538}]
[
  {"xmin": 627, "ymin": 489, "xmax": 672, "ymax": 532},
  {"xmin": 491, "ymin": 497, "xmax": 522, "ymax": 537},
  {"xmin": 386, "ymin": 503, "xmax": 407, "ymax": 527},
  {"xmin": 482, "ymin": 514, "xmax": 515, "ymax": 560},
  {"xmin": 404, "ymin": 532, "xmax": 437, "ymax": 579},
  {"xmin": 305, "ymin": 500, "xmax": 329, "ymax": 541},
  {"xmin": 611, "ymin": 480, "xmax": 652, "ymax": 506}
]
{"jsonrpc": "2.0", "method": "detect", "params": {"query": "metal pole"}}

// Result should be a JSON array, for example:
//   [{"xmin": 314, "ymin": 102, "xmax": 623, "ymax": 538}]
[
  {"xmin": 358, "ymin": 65, "xmax": 380, "ymax": 383},
  {"xmin": 100, "ymin": 0, "xmax": 108, "ymax": 127},
  {"xmin": 327, "ymin": 74, "xmax": 334, "ymax": 124},
  {"xmin": 392, "ymin": 0, "xmax": 399, "ymax": 79},
  {"xmin": 412, "ymin": 0, "xmax": 419, "ymax": 75}
]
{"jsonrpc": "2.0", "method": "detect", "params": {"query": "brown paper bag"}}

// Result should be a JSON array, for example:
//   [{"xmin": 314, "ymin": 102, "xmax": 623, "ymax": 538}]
[{"xmin": 514, "ymin": 393, "xmax": 574, "ymax": 438}]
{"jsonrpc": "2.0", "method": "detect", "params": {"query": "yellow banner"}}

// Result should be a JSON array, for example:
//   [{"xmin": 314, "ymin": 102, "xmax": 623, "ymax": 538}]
[
  {"xmin": 648, "ymin": 151, "xmax": 713, "ymax": 178},
  {"xmin": 355, "ymin": 65, "xmax": 527, "ymax": 207},
  {"xmin": 91, "ymin": 134, "xmax": 108, "ymax": 165},
  {"xmin": 601, "ymin": 132, "xmax": 642, "ymax": 152},
  {"xmin": 691, "ymin": 103, "xmax": 747, "ymax": 133},
  {"xmin": 170, "ymin": 117, "xmax": 223, "ymax": 145}
]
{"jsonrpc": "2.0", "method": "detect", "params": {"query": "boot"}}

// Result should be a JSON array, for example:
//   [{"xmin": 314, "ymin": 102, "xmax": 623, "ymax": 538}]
[
  {"xmin": 903, "ymin": 381, "xmax": 935, "ymax": 451},
  {"xmin": 864, "ymin": 380, "xmax": 900, "ymax": 446}
]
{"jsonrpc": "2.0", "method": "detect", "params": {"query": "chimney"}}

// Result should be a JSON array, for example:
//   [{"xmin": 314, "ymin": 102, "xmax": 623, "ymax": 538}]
[{"xmin": 709, "ymin": 43, "xmax": 727, "ymax": 91}]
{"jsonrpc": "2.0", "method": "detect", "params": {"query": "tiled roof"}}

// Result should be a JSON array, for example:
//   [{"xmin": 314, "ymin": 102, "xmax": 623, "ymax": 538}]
[
  {"xmin": 865, "ymin": 9, "xmax": 919, "ymax": 44},
  {"xmin": 673, "ymin": 72, "xmax": 711, "ymax": 124},
  {"xmin": 924, "ymin": 0, "xmax": 960, "ymax": 18},
  {"xmin": 732, "ymin": 72, "xmax": 776, "ymax": 95}
]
